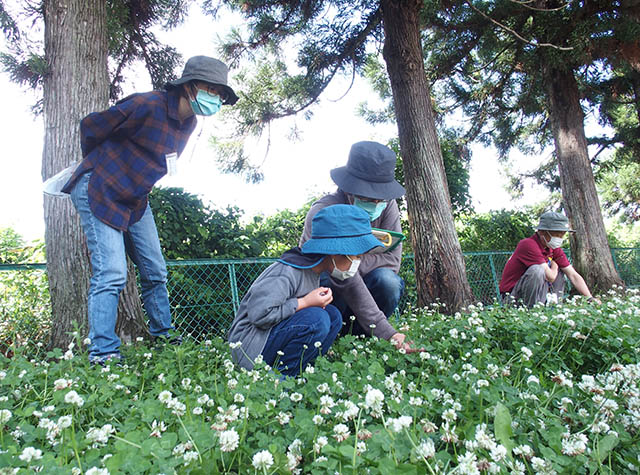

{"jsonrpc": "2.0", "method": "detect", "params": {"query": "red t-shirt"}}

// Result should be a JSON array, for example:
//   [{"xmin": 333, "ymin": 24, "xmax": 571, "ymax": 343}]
[{"xmin": 499, "ymin": 234, "xmax": 571, "ymax": 293}]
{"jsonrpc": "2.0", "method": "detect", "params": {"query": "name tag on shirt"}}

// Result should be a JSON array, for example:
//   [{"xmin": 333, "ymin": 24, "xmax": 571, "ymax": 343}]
[{"xmin": 166, "ymin": 152, "xmax": 178, "ymax": 176}]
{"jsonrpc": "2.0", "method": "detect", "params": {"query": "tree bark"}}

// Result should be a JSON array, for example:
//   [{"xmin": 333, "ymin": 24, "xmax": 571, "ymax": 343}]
[
  {"xmin": 542, "ymin": 65, "xmax": 623, "ymax": 292},
  {"xmin": 43, "ymin": 0, "xmax": 147, "ymax": 351},
  {"xmin": 380, "ymin": 0, "xmax": 474, "ymax": 312}
]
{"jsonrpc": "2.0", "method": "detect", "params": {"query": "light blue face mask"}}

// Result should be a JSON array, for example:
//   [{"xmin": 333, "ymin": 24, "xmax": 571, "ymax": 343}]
[
  {"xmin": 354, "ymin": 197, "xmax": 387, "ymax": 221},
  {"xmin": 190, "ymin": 89, "xmax": 222, "ymax": 116}
]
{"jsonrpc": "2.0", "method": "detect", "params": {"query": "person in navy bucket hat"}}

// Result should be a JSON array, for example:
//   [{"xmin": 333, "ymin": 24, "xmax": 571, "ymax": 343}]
[
  {"xmin": 228, "ymin": 205, "xmax": 388, "ymax": 377},
  {"xmin": 299, "ymin": 141, "xmax": 420, "ymax": 354}
]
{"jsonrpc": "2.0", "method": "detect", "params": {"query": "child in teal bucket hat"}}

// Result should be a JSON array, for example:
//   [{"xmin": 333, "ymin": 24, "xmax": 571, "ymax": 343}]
[{"xmin": 227, "ymin": 204, "xmax": 383, "ymax": 377}]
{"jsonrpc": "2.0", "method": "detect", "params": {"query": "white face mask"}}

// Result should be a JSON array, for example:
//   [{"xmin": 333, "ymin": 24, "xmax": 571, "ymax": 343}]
[
  {"xmin": 544, "ymin": 232, "xmax": 563, "ymax": 249},
  {"xmin": 331, "ymin": 256, "xmax": 360, "ymax": 281}
]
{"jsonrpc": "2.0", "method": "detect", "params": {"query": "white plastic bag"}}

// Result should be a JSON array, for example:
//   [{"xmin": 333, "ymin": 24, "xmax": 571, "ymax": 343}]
[{"xmin": 43, "ymin": 161, "xmax": 80, "ymax": 197}]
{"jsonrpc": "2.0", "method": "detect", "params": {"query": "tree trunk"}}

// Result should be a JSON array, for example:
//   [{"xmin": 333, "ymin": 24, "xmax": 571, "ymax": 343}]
[
  {"xmin": 542, "ymin": 65, "xmax": 623, "ymax": 292},
  {"xmin": 43, "ymin": 0, "xmax": 147, "ymax": 351},
  {"xmin": 380, "ymin": 0, "xmax": 474, "ymax": 312}
]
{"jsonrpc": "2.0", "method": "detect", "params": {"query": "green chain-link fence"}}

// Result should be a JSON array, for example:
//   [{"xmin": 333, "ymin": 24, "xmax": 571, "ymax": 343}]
[{"xmin": 2, "ymin": 248, "xmax": 639, "ymax": 351}]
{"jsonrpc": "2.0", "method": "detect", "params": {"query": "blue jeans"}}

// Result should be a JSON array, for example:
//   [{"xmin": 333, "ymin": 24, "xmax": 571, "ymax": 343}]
[
  {"xmin": 261, "ymin": 305, "xmax": 342, "ymax": 377},
  {"xmin": 321, "ymin": 267, "xmax": 405, "ymax": 337},
  {"xmin": 70, "ymin": 173, "xmax": 173, "ymax": 361}
]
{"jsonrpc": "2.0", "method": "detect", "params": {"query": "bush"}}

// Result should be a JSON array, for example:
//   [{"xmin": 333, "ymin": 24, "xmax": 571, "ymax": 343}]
[{"xmin": 0, "ymin": 229, "xmax": 49, "ymax": 356}]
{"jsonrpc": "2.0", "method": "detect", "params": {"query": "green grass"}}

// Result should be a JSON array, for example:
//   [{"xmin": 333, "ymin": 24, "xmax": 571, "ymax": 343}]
[{"xmin": 1, "ymin": 288, "xmax": 639, "ymax": 474}]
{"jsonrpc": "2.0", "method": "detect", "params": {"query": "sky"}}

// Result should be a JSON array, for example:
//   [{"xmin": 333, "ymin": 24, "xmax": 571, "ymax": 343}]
[{"xmin": 0, "ymin": 4, "xmax": 548, "ymax": 243}]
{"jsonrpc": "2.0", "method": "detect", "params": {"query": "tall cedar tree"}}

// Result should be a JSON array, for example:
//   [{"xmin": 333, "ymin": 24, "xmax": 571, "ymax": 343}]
[
  {"xmin": 2, "ymin": 0, "xmax": 189, "ymax": 349},
  {"xmin": 424, "ymin": 0, "xmax": 634, "ymax": 292},
  {"xmin": 214, "ymin": 0, "xmax": 474, "ymax": 311}
]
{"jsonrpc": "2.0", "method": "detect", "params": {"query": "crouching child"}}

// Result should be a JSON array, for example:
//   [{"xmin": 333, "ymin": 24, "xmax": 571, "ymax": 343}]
[{"xmin": 228, "ymin": 204, "xmax": 383, "ymax": 377}]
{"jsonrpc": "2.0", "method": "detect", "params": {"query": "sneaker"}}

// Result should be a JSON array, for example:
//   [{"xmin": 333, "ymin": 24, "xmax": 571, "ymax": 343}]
[
  {"xmin": 152, "ymin": 333, "xmax": 183, "ymax": 347},
  {"xmin": 90, "ymin": 353, "xmax": 124, "ymax": 367}
]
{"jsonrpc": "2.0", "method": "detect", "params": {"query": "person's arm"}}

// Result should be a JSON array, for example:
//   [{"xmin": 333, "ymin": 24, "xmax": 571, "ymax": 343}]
[
  {"xmin": 244, "ymin": 274, "xmax": 299, "ymax": 330},
  {"xmin": 331, "ymin": 273, "xmax": 397, "ymax": 339},
  {"xmin": 560, "ymin": 265, "xmax": 594, "ymax": 298},
  {"xmin": 79, "ymin": 94, "xmax": 144, "ymax": 157},
  {"xmin": 545, "ymin": 259, "xmax": 559, "ymax": 283}
]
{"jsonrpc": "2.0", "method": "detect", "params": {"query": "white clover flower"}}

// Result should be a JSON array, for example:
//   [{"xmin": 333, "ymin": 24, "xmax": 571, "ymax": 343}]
[
  {"xmin": 183, "ymin": 450, "xmax": 199, "ymax": 464},
  {"xmin": 290, "ymin": 392, "xmax": 303, "ymax": 402},
  {"xmin": 181, "ymin": 378, "xmax": 192, "ymax": 390},
  {"xmin": 85, "ymin": 468, "xmax": 109, "ymax": 475},
  {"xmin": 388, "ymin": 415, "xmax": 412, "ymax": 433},
  {"xmin": 561, "ymin": 432, "xmax": 588, "ymax": 456},
  {"xmin": 442, "ymin": 408, "xmax": 457, "ymax": 423},
  {"xmin": 490, "ymin": 444, "xmax": 507, "ymax": 462},
  {"xmin": 513, "ymin": 444, "xmax": 533, "ymax": 457},
  {"xmin": 192, "ymin": 407, "xmax": 203, "ymax": 415},
  {"xmin": 521, "ymin": 347, "xmax": 532, "ymax": 361},
  {"xmin": 0, "ymin": 409, "xmax": 12, "ymax": 423},
  {"xmin": 54, "ymin": 378, "xmax": 73, "ymax": 390},
  {"xmin": 219, "ymin": 428, "xmax": 240, "ymax": 452},
  {"xmin": 229, "ymin": 341, "xmax": 242, "ymax": 349},
  {"xmin": 314, "ymin": 435, "xmax": 329, "ymax": 453},
  {"xmin": 86, "ymin": 424, "xmax": 115, "ymax": 446},
  {"xmin": 414, "ymin": 438, "xmax": 435, "ymax": 459},
  {"xmin": 364, "ymin": 388, "xmax": 384, "ymax": 411},
  {"xmin": 527, "ymin": 375, "xmax": 540, "ymax": 385},
  {"xmin": 316, "ymin": 383, "xmax": 330, "ymax": 394},
  {"xmin": 252, "ymin": 450, "xmax": 274, "ymax": 470},
  {"xmin": 158, "ymin": 390, "xmax": 173, "ymax": 403},
  {"xmin": 83, "ymin": 338, "xmax": 91, "ymax": 345},
  {"xmin": 277, "ymin": 411, "xmax": 291, "ymax": 425},
  {"xmin": 58, "ymin": 415, "xmax": 73, "ymax": 429},
  {"xmin": 19, "ymin": 447, "xmax": 43, "ymax": 463},
  {"xmin": 234, "ymin": 393, "xmax": 245, "ymax": 403},
  {"xmin": 150, "ymin": 420, "xmax": 167, "ymax": 437},
  {"xmin": 64, "ymin": 390, "xmax": 84, "ymax": 407},
  {"xmin": 333, "ymin": 423, "xmax": 350, "ymax": 442},
  {"xmin": 456, "ymin": 451, "xmax": 478, "ymax": 474},
  {"xmin": 314, "ymin": 341, "xmax": 322, "ymax": 348},
  {"xmin": 0, "ymin": 371, "xmax": 6, "ymax": 380},
  {"xmin": 313, "ymin": 415, "xmax": 324, "ymax": 425}
]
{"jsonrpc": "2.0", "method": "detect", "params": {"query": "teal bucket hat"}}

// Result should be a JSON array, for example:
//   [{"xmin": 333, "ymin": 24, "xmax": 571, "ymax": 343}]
[
  {"xmin": 301, "ymin": 205, "xmax": 384, "ymax": 255},
  {"xmin": 536, "ymin": 211, "xmax": 575, "ymax": 232}
]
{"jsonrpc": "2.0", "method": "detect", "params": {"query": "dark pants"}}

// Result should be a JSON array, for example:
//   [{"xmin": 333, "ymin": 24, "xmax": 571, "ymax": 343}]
[{"xmin": 261, "ymin": 305, "xmax": 342, "ymax": 377}]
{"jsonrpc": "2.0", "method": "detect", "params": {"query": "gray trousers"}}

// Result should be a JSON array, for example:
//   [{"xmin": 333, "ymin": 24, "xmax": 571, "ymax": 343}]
[{"xmin": 506, "ymin": 264, "xmax": 565, "ymax": 307}]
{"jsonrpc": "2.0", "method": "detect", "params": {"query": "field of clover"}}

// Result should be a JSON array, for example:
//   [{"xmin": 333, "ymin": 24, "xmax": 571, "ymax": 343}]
[{"xmin": 1, "ymin": 288, "xmax": 639, "ymax": 474}]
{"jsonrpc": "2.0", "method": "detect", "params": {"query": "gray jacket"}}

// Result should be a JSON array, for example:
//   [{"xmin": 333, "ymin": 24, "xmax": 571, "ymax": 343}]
[
  {"xmin": 298, "ymin": 190, "xmax": 401, "ymax": 340},
  {"xmin": 227, "ymin": 262, "xmax": 320, "ymax": 370}
]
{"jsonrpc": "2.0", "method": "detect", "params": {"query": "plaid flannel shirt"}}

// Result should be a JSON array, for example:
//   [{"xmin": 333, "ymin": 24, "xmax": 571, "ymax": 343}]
[{"xmin": 62, "ymin": 88, "xmax": 197, "ymax": 231}]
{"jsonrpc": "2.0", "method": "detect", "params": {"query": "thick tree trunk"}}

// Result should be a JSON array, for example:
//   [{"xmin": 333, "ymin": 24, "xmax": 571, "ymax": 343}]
[
  {"xmin": 543, "ymin": 66, "xmax": 623, "ymax": 293},
  {"xmin": 380, "ymin": 0, "xmax": 474, "ymax": 312},
  {"xmin": 43, "ymin": 0, "xmax": 147, "ymax": 351}
]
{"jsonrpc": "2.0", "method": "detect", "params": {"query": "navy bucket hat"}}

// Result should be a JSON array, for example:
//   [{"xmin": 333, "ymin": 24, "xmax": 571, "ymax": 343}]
[
  {"xmin": 165, "ymin": 56, "xmax": 239, "ymax": 105},
  {"xmin": 301, "ymin": 205, "xmax": 384, "ymax": 255},
  {"xmin": 330, "ymin": 141, "xmax": 406, "ymax": 200}
]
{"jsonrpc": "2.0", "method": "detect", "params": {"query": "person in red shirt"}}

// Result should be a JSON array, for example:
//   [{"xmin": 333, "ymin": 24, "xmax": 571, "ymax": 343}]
[{"xmin": 499, "ymin": 211, "xmax": 597, "ymax": 307}]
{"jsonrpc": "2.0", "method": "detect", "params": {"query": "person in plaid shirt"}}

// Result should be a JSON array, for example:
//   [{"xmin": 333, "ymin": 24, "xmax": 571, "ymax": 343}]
[{"xmin": 62, "ymin": 56, "xmax": 238, "ymax": 365}]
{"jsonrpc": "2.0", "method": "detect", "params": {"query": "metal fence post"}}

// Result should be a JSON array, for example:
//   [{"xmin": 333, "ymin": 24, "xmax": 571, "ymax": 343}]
[
  {"xmin": 229, "ymin": 263, "xmax": 240, "ymax": 314},
  {"xmin": 488, "ymin": 254, "xmax": 501, "ymax": 303}
]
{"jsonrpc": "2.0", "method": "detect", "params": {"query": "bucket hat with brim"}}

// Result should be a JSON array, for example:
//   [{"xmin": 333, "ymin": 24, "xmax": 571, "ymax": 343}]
[
  {"xmin": 301, "ymin": 205, "xmax": 384, "ymax": 255},
  {"xmin": 165, "ymin": 56, "xmax": 238, "ymax": 105},
  {"xmin": 537, "ymin": 211, "xmax": 575, "ymax": 232},
  {"xmin": 330, "ymin": 141, "xmax": 406, "ymax": 200}
]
